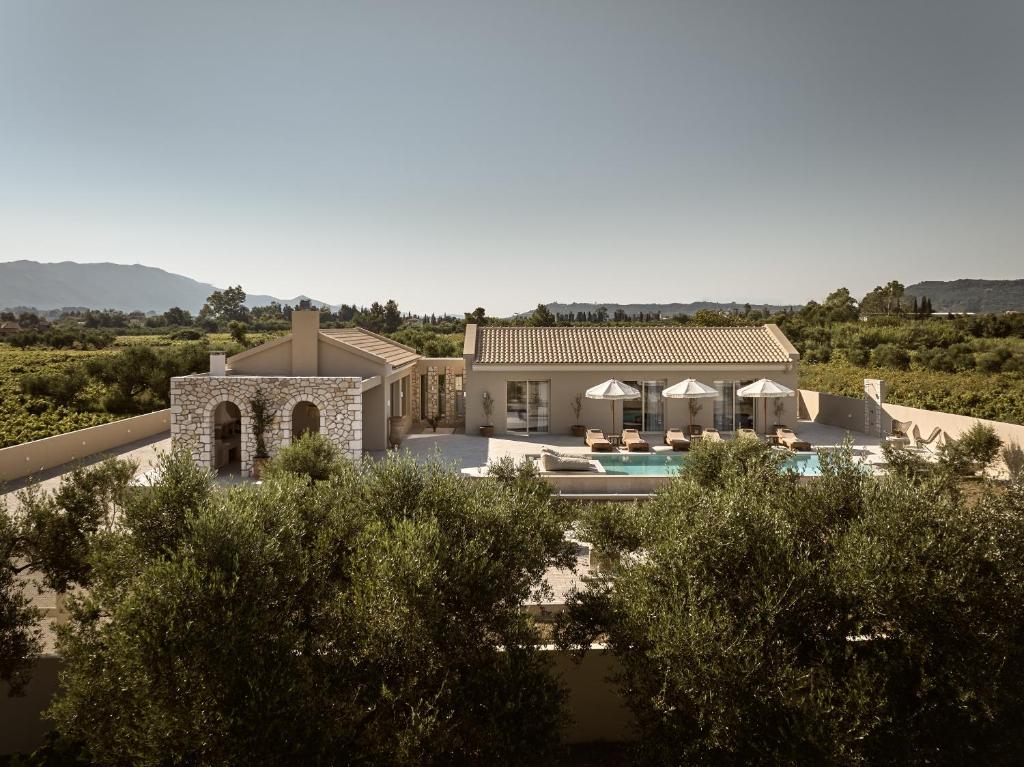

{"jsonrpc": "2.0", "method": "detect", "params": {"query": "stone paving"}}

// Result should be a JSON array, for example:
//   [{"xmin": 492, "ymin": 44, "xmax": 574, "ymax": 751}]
[{"xmin": 375, "ymin": 420, "xmax": 885, "ymax": 471}]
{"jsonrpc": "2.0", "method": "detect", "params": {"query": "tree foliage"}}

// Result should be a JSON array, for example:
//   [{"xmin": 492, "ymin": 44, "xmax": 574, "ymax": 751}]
[
  {"xmin": 4, "ymin": 438, "xmax": 574, "ymax": 766},
  {"xmin": 559, "ymin": 439, "xmax": 1024, "ymax": 765}
]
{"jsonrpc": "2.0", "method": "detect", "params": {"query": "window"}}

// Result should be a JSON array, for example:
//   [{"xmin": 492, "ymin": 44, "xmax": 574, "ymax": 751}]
[
  {"xmin": 420, "ymin": 374, "xmax": 428, "ymax": 420},
  {"xmin": 438, "ymin": 375, "xmax": 446, "ymax": 417},
  {"xmin": 506, "ymin": 380, "xmax": 550, "ymax": 434},
  {"xmin": 390, "ymin": 379, "xmax": 407, "ymax": 417}
]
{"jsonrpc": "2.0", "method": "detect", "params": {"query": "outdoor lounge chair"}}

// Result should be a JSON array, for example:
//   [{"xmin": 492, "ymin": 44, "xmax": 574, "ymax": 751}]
[
  {"xmin": 701, "ymin": 428, "xmax": 723, "ymax": 442},
  {"xmin": 665, "ymin": 428, "xmax": 690, "ymax": 451},
  {"xmin": 737, "ymin": 428, "xmax": 760, "ymax": 441},
  {"xmin": 621, "ymin": 429, "xmax": 650, "ymax": 452},
  {"xmin": 775, "ymin": 426, "xmax": 811, "ymax": 451},
  {"xmin": 585, "ymin": 429, "xmax": 613, "ymax": 452},
  {"xmin": 884, "ymin": 419, "xmax": 913, "ymax": 447},
  {"xmin": 909, "ymin": 425, "xmax": 944, "ymax": 452}
]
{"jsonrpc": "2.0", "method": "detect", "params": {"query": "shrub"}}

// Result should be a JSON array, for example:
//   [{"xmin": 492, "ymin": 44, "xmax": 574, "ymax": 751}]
[
  {"xmin": 20, "ymin": 366, "xmax": 89, "ymax": 407},
  {"xmin": 1001, "ymin": 441, "xmax": 1024, "ymax": 483},
  {"xmin": 939, "ymin": 422, "xmax": 1003, "ymax": 475},
  {"xmin": 170, "ymin": 329, "xmax": 203, "ymax": 341},
  {"xmin": 976, "ymin": 349, "xmax": 1012, "ymax": 373},
  {"xmin": 871, "ymin": 343, "xmax": 911, "ymax": 370},
  {"xmin": 264, "ymin": 431, "xmax": 343, "ymax": 482}
]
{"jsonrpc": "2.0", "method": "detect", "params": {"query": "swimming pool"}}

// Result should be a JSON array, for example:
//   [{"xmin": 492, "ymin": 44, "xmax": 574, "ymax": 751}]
[{"xmin": 591, "ymin": 451, "xmax": 824, "ymax": 477}]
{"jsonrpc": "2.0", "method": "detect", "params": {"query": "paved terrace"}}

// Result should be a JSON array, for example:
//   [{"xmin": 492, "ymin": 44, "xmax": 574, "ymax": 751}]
[{"xmin": 375, "ymin": 420, "xmax": 885, "ymax": 470}]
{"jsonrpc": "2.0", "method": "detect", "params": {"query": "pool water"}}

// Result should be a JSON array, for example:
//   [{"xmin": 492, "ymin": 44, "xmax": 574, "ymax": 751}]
[{"xmin": 592, "ymin": 452, "xmax": 824, "ymax": 477}]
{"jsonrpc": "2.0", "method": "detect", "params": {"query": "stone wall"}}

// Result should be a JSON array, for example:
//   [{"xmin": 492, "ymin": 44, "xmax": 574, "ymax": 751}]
[
  {"xmin": 170, "ymin": 375, "xmax": 362, "ymax": 476},
  {"xmin": 410, "ymin": 359, "xmax": 465, "ymax": 428}
]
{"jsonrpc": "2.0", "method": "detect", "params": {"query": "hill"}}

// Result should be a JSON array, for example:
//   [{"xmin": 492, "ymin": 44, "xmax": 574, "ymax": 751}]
[
  {"xmin": 515, "ymin": 300, "xmax": 797, "ymax": 319},
  {"xmin": 904, "ymin": 279, "xmax": 1024, "ymax": 313},
  {"xmin": 0, "ymin": 260, "xmax": 329, "ymax": 314}
]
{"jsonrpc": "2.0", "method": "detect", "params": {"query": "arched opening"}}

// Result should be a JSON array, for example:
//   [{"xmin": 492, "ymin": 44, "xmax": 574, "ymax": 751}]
[
  {"xmin": 212, "ymin": 401, "xmax": 242, "ymax": 475},
  {"xmin": 292, "ymin": 401, "xmax": 320, "ymax": 440}
]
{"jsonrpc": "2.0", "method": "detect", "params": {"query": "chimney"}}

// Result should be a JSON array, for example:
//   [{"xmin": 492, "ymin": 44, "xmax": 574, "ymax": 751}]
[
  {"xmin": 210, "ymin": 351, "xmax": 226, "ymax": 376},
  {"xmin": 291, "ymin": 306, "xmax": 320, "ymax": 376}
]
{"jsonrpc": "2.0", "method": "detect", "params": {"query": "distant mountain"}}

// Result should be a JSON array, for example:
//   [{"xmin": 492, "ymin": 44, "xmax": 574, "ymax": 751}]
[
  {"xmin": 514, "ymin": 300, "xmax": 797, "ymax": 319},
  {"xmin": 0, "ymin": 261, "xmax": 331, "ymax": 314},
  {"xmin": 904, "ymin": 279, "xmax": 1024, "ymax": 313}
]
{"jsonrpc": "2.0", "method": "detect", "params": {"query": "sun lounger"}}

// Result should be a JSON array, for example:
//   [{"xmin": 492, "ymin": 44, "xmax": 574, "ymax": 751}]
[
  {"xmin": 701, "ymin": 428, "xmax": 723, "ymax": 442},
  {"xmin": 585, "ymin": 428, "xmax": 613, "ymax": 452},
  {"xmin": 775, "ymin": 426, "xmax": 811, "ymax": 451},
  {"xmin": 665, "ymin": 428, "xmax": 690, "ymax": 451},
  {"xmin": 621, "ymin": 429, "xmax": 650, "ymax": 452},
  {"xmin": 737, "ymin": 428, "xmax": 760, "ymax": 441}
]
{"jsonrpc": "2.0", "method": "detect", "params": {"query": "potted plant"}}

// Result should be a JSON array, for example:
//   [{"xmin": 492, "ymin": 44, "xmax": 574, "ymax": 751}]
[
  {"xmin": 249, "ymin": 388, "xmax": 275, "ymax": 479},
  {"xmin": 426, "ymin": 415, "xmax": 439, "ymax": 433},
  {"xmin": 570, "ymin": 394, "xmax": 586, "ymax": 438},
  {"xmin": 688, "ymin": 400, "xmax": 703, "ymax": 435},
  {"xmin": 479, "ymin": 391, "xmax": 495, "ymax": 437}
]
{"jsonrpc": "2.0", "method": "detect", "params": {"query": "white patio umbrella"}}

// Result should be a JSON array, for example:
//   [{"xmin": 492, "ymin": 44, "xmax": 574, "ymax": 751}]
[
  {"xmin": 662, "ymin": 378, "xmax": 718, "ymax": 435},
  {"xmin": 585, "ymin": 379, "xmax": 640, "ymax": 436},
  {"xmin": 736, "ymin": 378, "xmax": 795, "ymax": 436}
]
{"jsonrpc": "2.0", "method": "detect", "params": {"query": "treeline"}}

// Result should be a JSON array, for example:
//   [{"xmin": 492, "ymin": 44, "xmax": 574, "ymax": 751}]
[{"xmin": 19, "ymin": 341, "xmax": 223, "ymax": 415}]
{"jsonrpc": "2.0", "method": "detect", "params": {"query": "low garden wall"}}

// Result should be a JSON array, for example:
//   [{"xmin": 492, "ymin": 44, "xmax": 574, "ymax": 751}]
[
  {"xmin": 0, "ymin": 410, "xmax": 171, "ymax": 483},
  {"xmin": 799, "ymin": 389, "xmax": 1024, "ymax": 447},
  {"xmin": 0, "ymin": 647, "xmax": 634, "ymax": 755}
]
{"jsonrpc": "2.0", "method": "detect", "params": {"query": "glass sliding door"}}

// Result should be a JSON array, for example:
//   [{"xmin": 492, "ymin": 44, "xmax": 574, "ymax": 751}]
[
  {"xmin": 622, "ymin": 385, "xmax": 643, "ymax": 430},
  {"xmin": 713, "ymin": 380, "xmax": 755, "ymax": 432},
  {"xmin": 735, "ymin": 383, "xmax": 755, "ymax": 430},
  {"xmin": 528, "ymin": 381, "xmax": 550, "ymax": 433},
  {"xmin": 507, "ymin": 381, "xmax": 528, "ymax": 433},
  {"xmin": 507, "ymin": 380, "xmax": 550, "ymax": 434},
  {"xmin": 643, "ymin": 381, "xmax": 665, "ymax": 431},
  {"xmin": 623, "ymin": 380, "xmax": 666, "ymax": 432}
]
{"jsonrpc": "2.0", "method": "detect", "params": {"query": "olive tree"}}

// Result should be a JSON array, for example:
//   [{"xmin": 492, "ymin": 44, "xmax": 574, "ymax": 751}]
[
  {"xmin": 560, "ymin": 439, "xmax": 1024, "ymax": 765},
  {"xmin": 48, "ymin": 436, "xmax": 574, "ymax": 766}
]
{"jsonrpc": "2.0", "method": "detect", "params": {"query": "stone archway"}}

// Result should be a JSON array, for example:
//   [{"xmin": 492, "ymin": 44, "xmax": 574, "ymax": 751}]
[
  {"xmin": 279, "ymin": 393, "xmax": 330, "ymax": 446},
  {"xmin": 201, "ymin": 396, "xmax": 251, "ymax": 475},
  {"xmin": 292, "ymin": 401, "xmax": 321, "ymax": 440}
]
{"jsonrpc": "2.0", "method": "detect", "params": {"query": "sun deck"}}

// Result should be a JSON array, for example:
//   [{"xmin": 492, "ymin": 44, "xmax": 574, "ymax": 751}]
[{"xmin": 374, "ymin": 420, "xmax": 886, "ymax": 471}]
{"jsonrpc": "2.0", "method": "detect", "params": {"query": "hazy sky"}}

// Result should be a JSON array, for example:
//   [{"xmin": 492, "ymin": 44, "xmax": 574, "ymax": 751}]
[{"xmin": 1, "ymin": 1, "xmax": 1023, "ymax": 314}]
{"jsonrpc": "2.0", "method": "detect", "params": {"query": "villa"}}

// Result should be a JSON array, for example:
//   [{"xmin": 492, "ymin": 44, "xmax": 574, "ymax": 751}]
[
  {"xmin": 461, "ymin": 323, "xmax": 799, "ymax": 436},
  {"xmin": 170, "ymin": 307, "xmax": 801, "ymax": 476}
]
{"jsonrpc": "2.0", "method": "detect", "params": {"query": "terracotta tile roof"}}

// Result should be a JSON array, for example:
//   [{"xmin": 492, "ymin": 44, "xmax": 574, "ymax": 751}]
[
  {"xmin": 320, "ymin": 327, "xmax": 420, "ymax": 368},
  {"xmin": 473, "ymin": 325, "xmax": 792, "ymax": 365}
]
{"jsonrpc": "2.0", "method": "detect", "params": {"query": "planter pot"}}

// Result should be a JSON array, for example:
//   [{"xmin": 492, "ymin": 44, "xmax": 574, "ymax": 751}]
[
  {"xmin": 479, "ymin": 425, "xmax": 495, "ymax": 438},
  {"xmin": 251, "ymin": 457, "xmax": 269, "ymax": 480},
  {"xmin": 570, "ymin": 424, "xmax": 587, "ymax": 438},
  {"xmin": 388, "ymin": 416, "xmax": 405, "ymax": 449}
]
